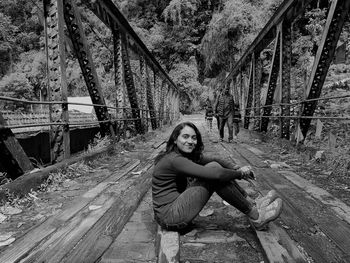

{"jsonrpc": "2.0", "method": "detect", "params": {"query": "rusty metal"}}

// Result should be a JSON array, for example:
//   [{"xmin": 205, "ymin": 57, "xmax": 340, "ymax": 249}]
[
  {"xmin": 261, "ymin": 31, "xmax": 281, "ymax": 132},
  {"xmin": 81, "ymin": 0, "xmax": 179, "ymax": 128},
  {"xmin": 139, "ymin": 56, "xmax": 149, "ymax": 132},
  {"xmin": 113, "ymin": 26, "xmax": 126, "ymax": 138},
  {"xmin": 253, "ymin": 55, "xmax": 262, "ymax": 131},
  {"xmin": 223, "ymin": 0, "xmax": 314, "ymax": 84},
  {"xmin": 44, "ymin": 0, "xmax": 70, "ymax": 163},
  {"xmin": 145, "ymin": 65, "xmax": 157, "ymax": 130},
  {"xmin": 279, "ymin": 21, "xmax": 291, "ymax": 139},
  {"xmin": 0, "ymin": 113, "xmax": 34, "ymax": 179},
  {"xmin": 244, "ymin": 57, "xmax": 255, "ymax": 129},
  {"xmin": 63, "ymin": 0, "xmax": 114, "ymax": 138},
  {"xmin": 159, "ymin": 80, "xmax": 166, "ymax": 127},
  {"xmin": 299, "ymin": 0, "xmax": 350, "ymax": 138},
  {"xmin": 120, "ymin": 33, "xmax": 143, "ymax": 134}
]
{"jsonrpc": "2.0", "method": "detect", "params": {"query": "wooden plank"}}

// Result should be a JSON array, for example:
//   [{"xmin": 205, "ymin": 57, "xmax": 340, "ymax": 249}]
[
  {"xmin": 156, "ymin": 225, "xmax": 180, "ymax": 263},
  {"xmin": 280, "ymin": 170, "xmax": 350, "ymax": 225},
  {"xmin": 253, "ymin": 223, "xmax": 308, "ymax": 263},
  {"xmin": 256, "ymin": 167, "xmax": 350, "ymax": 262},
  {"xmin": 0, "ymin": 145, "xmax": 116, "ymax": 202},
  {"xmin": 61, "ymin": 166, "xmax": 154, "ymax": 263},
  {"xmin": 218, "ymin": 139, "xmax": 350, "ymax": 262},
  {"xmin": 21, "ymin": 166, "xmax": 145, "ymax": 263},
  {"xmin": 227, "ymin": 143, "xmax": 268, "ymax": 168},
  {"xmin": 152, "ymin": 140, "xmax": 166, "ymax": 149},
  {"xmin": 0, "ymin": 160, "xmax": 140, "ymax": 263}
]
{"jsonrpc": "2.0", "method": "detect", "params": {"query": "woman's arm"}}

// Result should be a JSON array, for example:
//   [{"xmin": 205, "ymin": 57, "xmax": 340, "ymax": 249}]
[
  {"xmin": 199, "ymin": 154, "xmax": 240, "ymax": 170},
  {"xmin": 171, "ymin": 154, "xmax": 242, "ymax": 181}
]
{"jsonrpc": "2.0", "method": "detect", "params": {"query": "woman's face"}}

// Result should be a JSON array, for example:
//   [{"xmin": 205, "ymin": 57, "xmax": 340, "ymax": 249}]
[{"xmin": 175, "ymin": 125, "xmax": 197, "ymax": 153}]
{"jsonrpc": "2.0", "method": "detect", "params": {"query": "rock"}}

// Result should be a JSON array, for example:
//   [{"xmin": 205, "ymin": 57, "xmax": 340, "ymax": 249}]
[
  {"xmin": 199, "ymin": 208, "xmax": 214, "ymax": 217},
  {"xmin": 0, "ymin": 205, "xmax": 22, "ymax": 215},
  {"xmin": 187, "ymin": 230, "xmax": 246, "ymax": 243},
  {"xmin": 0, "ymin": 213, "xmax": 6, "ymax": 223},
  {"xmin": 314, "ymin": 150, "xmax": 324, "ymax": 161}
]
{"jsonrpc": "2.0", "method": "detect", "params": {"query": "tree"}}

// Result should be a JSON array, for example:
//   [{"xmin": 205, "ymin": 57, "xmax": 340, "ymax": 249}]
[{"xmin": 0, "ymin": 72, "xmax": 35, "ymax": 111}]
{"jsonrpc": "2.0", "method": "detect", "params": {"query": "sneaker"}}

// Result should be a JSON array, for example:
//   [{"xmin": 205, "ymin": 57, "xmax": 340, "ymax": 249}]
[
  {"xmin": 250, "ymin": 198, "xmax": 283, "ymax": 230},
  {"xmin": 220, "ymin": 138, "xmax": 223, "ymax": 142},
  {"xmin": 255, "ymin": 190, "xmax": 278, "ymax": 209},
  {"xmin": 228, "ymin": 139, "xmax": 232, "ymax": 143}
]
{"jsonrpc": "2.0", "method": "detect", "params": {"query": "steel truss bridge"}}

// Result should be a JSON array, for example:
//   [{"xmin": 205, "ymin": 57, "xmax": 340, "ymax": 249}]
[{"xmin": 0, "ymin": 0, "xmax": 350, "ymax": 180}]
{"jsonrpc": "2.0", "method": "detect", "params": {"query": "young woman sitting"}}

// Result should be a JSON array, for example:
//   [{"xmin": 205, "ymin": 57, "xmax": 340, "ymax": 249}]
[{"xmin": 152, "ymin": 121, "xmax": 282, "ymax": 231}]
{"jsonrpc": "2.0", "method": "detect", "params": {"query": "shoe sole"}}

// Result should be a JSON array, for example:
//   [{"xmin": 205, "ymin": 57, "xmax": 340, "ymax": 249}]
[{"xmin": 251, "ymin": 198, "xmax": 283, "ymax": 231}]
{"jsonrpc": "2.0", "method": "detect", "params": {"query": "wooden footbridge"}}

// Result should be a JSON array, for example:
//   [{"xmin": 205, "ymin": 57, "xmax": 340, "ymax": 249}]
[{"xmin": 1, "ymin": 0, "xmax": 350, "ymax": 262}]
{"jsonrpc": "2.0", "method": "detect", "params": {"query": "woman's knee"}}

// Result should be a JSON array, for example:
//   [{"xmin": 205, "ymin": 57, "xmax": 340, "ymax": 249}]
[{"xmin": 205, "ymin": 161, "xmax": 222, "ymax": 168}]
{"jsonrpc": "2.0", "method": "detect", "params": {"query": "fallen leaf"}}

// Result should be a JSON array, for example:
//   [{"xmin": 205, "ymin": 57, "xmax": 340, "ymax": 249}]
[
  {"xmin": 89, "ymin": 205, "xmax": 102, "ymax": 211},
  {"xmin": 0, "ymin": 233, "xmax": 12, "ymax": 241},
  {"xmin": 28, "ymin": 193, "xmax": 39, "ymax": 200},
  {"xmin": 0, "ymin": 237, "xmax": 15, "ymax": 247},
  {"xmin": 0, "ymin": 206, "xmax": 22, "ymax": 215}
]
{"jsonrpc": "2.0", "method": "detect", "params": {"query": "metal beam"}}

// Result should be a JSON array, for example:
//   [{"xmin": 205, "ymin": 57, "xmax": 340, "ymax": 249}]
[
  {"xmin": 279, "ymin": 21, "xmax": 292, "ymax": 139},
  {"xmin": 44, "ymin": 0, "xmax": 70, "ymax": 163},
  {"xmin": 139, "ymin": 56, "xmax": 149, "ymax": 132},
  {"xmin": 253, "ymin": 55, "xmax": 262, "ymax": 130},
  {"xmin": 120, "ymin": 33, "xmax": 144, "ymax": 134},
  {"xmin": 145, "ymin": 66, "xmax": 157, "ymax": 130},
  {"xmin": 0, "ymin": 113, "xmax": 34, "ymax": 179},
  {"xmin": 300, "ymin": 0, "xmax": 350, "ymax": 138},
  {"xmin": 223, "ymin": 0, "xmax": 314, "ymax": 85},
  {"xmin": 261, "ymin": 30, "xmax": 281, "ymax": 132},
  {"xmin": 63, "ymin": 0, "xmax": 114, "ymax": 138},
  {"xmin": 113, "ymin": 27, "xmax": 126, "ymax": 139},
  {"xmin": 244, "ymin": 57, "xmax": 255, "ymax": 129},
  {"xmin": 81, "ymin": 0, "xmax": 178, "ymax": 94}
]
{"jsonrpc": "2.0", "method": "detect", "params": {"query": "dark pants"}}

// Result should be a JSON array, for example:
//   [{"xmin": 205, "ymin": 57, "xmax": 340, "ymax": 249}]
[
  {"xmin": 219, "ymin": 115, "xmax": 234, "ymax": 141},
  {"xmin": 155, "ymin": 162, "xmax": 252, "ymax": 231}
]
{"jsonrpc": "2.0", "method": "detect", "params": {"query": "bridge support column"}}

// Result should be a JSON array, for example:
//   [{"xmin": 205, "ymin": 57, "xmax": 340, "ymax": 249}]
[
  {"xmin": 261, "ymin": 29, "xmax": 281, "ymax": 132},
  {"xmin": 145, "ymin": 66, "xmax": 157, "ymax": 130},
  {"xmin": 120, "ymin": 33, "xmax": 144, "ymax": 134},
  {"xmin": 113, "ymin": 27, "xmax": 127, "ymax": 139},
  {"xmin": 44, "ymin": 0, "xmax": 70, "ymax": 163},
  {"xmin": 279, "ymin": 21, "xmax": 292, "ymax": 140},
  {"xmin": 253, "ymin": 55, "xmax": 262, "ymax": 131},
  {"xmin": 0, "ymin": 114, "xmax": 34, "ymax": 179},
  {"xmin": 139, "ymin": 56, "xmax": 149, "ymax": 133},
  {"xmin": 299, "ymin": 0, "xmax": 350, "ymax": 138},
  {"xmin": 244, "ymin": 56, "xmax": 255, "ymax": 129},
  {"xmin": 63, "ymin": 0, "xmax": 114, "ymax": 139}
]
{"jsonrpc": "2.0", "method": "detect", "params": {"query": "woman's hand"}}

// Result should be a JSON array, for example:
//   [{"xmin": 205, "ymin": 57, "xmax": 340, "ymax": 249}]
[{"xmin": 239, "ymin": 165, "xmax": 256, "ymax": 181}]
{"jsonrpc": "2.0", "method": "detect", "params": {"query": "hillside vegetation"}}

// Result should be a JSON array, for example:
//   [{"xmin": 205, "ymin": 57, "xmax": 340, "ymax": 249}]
[{"xmin": 0, "ymin": 0, "xmax": 349, "ymax": 113}]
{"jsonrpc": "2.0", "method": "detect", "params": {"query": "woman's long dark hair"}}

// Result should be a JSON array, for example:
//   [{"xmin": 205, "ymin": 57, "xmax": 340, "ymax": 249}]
[{"xmin": 154, "ymin": 122, "xmax": 204, "ymax": 164}]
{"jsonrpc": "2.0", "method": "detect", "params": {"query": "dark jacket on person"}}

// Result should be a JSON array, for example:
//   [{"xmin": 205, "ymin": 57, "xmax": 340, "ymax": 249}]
[{"xmin": 215, "ymin": 93, "xmax": 234, "ymax": 118}]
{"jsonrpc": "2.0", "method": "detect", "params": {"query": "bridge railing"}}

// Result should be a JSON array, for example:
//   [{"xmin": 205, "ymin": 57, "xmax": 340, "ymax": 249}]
[
  {"xmin": 0, "ymin": 0, "xmax": 180, "ymax": 179},
  {"xmin": 219, "ymin": 0, "xmax": 350, "ymax": 144}
]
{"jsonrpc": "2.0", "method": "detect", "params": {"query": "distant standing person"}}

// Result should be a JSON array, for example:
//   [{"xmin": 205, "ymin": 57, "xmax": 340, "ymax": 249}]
[
  {"xmin": 205, "ymin": 98, "xmax": 214, "ymax": 131},
  {"xmin": 233, "ymin": 103, "xmax": 241, "ymax": 140},
  {"xmin": 214, "ymin": 86, "xmax": 234, "ymax": 142}
]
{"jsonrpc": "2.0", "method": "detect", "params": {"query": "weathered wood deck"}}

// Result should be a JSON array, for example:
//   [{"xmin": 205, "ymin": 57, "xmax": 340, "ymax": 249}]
[{"xmin": 0, "ymin": 114, "xmax": 350, "ymax": 262}]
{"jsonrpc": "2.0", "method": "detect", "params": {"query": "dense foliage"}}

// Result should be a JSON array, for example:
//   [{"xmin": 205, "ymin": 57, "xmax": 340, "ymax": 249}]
[{"xmin": 0, "ymin": 0, "xmax": 349, "ymax": 113}]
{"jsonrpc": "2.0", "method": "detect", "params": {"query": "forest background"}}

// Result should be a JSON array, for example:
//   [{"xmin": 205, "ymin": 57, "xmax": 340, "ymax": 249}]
[{"xmin": 0, "ymin": 0, "xmax": 349, "ymax": 114}]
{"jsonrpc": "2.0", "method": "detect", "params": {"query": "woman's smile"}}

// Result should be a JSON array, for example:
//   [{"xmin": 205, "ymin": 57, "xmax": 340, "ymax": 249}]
[{"xmin": 175, "ymin": 126, "xmax": 197, "ymax": 153}]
